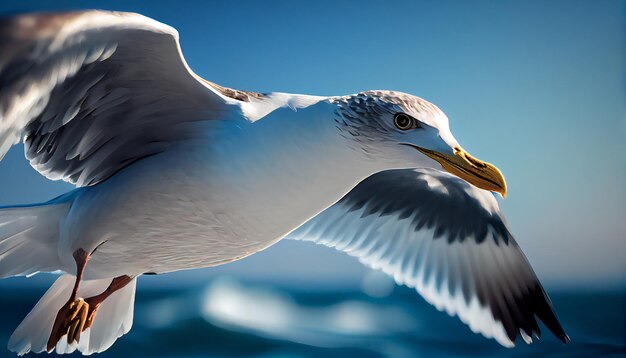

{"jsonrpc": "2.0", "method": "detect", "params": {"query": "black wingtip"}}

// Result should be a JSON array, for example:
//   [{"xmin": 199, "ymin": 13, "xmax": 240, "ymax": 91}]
[
  {"xmin": 533, "ymin": 284, "xmax": 570, "ymax": 344},
  {"xmin": 562, "ymin": 333, "xmax": 571, "ymax": 344}
]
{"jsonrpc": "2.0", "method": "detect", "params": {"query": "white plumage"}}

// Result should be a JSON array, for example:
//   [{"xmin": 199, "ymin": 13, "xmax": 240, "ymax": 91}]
[{"xmin": 0, "ymin": 10, "xmax": 568, "ymax": 355}]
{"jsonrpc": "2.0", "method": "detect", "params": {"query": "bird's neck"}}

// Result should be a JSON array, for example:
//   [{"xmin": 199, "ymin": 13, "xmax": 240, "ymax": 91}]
[{"xmin": 210, "ymin": 102, "xmax": 384, "ymax": 238}]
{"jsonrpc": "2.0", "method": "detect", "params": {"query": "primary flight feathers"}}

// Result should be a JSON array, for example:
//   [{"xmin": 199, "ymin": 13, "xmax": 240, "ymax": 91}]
[{"xmin": 288, "ymin": 169, "xmax": 569, "ymax": 347}]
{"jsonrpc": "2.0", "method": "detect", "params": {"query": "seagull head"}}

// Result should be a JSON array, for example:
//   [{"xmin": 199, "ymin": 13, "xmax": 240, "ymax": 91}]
[{"xmin": 332, "ymin": 90, "xmax": 507, "ymax": 197}]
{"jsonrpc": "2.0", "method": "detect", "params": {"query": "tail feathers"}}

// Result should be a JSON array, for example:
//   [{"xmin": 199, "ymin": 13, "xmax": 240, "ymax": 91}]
[
  {"xmin": 0, "ymin": 198, "xmax": 71, "ymax": 278},
  {"xmin": 8, "ymin": 274, "xmax": 137, "ymax": 356}
]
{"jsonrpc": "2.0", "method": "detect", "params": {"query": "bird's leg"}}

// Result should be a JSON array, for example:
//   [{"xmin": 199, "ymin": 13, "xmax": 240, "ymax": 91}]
[
  {"xmin": 47, "ymin": 247, "xmax": 134, "ymax": 352},
  {"xmin": 82, "ymin": 275, "xmax": 134, "ymax": 331},
  {"xmin": 47, "ymin": 248, "xmax": 91, "ymax": 352}
]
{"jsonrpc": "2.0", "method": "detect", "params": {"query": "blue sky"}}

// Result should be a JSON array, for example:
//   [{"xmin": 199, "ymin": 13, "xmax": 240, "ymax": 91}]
[{"xmin": 0, "ymin": 0, "xmax": 624, "ymax": 290}]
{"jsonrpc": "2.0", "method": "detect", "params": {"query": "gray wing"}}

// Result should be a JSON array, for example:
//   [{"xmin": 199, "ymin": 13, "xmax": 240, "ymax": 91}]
[
  {"xmin": 0, "ymin": 11, "xmax": 249, "ymax": 186},
  {"xmin": 287, "ymin": 168, "xmax": 569, "ymax": 347}
]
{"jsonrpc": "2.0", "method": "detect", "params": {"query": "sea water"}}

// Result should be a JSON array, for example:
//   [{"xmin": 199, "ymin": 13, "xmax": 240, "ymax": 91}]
[{"xmin": 0, "ymin": 277, "xmax": 623, "ymax": 357}]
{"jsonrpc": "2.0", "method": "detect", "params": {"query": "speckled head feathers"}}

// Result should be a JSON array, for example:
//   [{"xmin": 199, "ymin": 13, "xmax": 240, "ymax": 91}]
[{"xmin": 328, "ymin": 90, "xmax": 453, "ymax": 160}]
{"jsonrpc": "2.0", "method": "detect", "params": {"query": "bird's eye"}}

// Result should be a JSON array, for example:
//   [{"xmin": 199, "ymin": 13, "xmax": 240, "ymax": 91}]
[{"xmin": 394, "ymin": 113, "xmax": 414, "ymax": 130}]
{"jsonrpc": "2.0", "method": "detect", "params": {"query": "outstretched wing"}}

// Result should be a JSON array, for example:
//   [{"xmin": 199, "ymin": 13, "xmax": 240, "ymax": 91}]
[
  {"xmin": 287, "ymin": 168, "xmax": 569, "ymax": 347},
  {"xmin": 0, "ymin": 10, "xmax": 255, "ymax": 186}
]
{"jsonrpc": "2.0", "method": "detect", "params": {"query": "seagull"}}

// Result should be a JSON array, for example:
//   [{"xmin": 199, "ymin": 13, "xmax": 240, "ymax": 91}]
[{"xmin": 0, "ymin": 10, "xmax": 569, "ymax": 355}]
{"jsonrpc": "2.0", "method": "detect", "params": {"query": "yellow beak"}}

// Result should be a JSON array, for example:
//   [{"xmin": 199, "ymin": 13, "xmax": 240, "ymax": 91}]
[{"xmin": 415, "ymin": 146, "xmax": 507, "ymax": 197}]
